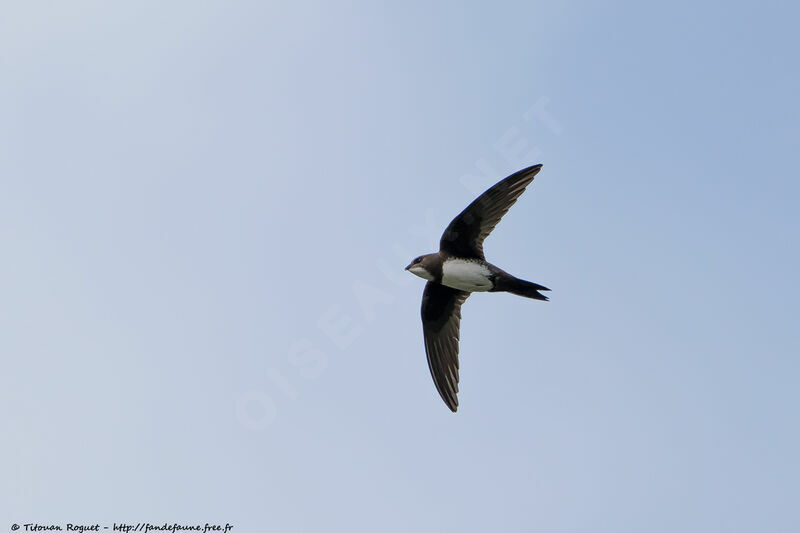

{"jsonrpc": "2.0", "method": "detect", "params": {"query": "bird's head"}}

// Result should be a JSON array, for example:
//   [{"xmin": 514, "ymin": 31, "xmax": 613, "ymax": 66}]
[{"xmin": 405, "ymin": 253, "xmax": 436, "ymax": 281}]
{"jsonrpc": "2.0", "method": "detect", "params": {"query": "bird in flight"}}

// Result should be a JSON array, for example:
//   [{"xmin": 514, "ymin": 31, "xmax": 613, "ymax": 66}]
[{"xmin": 405, "ymin": 164, "xmax": 549, "ymax": 412}]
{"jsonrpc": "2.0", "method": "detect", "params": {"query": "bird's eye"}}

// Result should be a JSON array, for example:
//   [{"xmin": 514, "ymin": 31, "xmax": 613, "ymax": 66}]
[{"xmin": 415, "ymin": 257, "xmax": 422, "ymax": 264}]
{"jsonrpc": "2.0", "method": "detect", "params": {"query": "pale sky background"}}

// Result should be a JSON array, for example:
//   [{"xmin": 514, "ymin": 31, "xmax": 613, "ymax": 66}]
[{"xmin": 2, "ymin": 1, "xmax": 799, "ymax": 532}]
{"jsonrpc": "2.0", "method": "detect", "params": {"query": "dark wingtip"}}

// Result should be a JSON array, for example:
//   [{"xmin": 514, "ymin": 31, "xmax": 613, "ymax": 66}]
[
  {"xmin": 504, "ymin": 164, "xmax": 543, "ymax": 183},
  {"xmin": 443, "ymin": 394, "xmax": 458, "ymax": 412}
]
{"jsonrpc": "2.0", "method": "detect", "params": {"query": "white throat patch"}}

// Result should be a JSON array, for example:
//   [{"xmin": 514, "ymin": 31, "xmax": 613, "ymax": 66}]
[{"xmin": 408, "ymin": 265, "xmax": 434, "ymax": 281}]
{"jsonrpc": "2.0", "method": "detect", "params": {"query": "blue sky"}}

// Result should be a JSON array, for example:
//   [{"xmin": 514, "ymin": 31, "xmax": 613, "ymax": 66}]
[{"xmin": 2, "ymin": 2, "xmax": 799, "ymax": 532}]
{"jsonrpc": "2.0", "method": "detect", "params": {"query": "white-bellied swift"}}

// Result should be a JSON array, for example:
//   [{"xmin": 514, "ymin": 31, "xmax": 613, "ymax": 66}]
[{"xmin": 405, "ymin": 164, "xmax": 549, "ymax": 412}]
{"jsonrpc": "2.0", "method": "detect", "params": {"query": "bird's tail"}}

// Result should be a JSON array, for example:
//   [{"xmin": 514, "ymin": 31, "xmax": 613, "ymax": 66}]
[{"xmin": 492, "ymin": 276, "xmax": 550, "ymax": 301}]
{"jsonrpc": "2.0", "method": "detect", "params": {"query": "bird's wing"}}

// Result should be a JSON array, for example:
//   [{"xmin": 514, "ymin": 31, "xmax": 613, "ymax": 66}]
[
  {"xmin": 439, "ymin": 164, "xmax": 542, "ymax": 259},
  {"xmin": 421, "ymin": 281, "xmax": 470, "ymax": 412}
]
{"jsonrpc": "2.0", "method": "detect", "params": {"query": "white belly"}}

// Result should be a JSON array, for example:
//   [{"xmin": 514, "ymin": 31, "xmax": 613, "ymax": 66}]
[{"xmin": 441, "ymin": 259, "xmax": 493, "ymax": 292}]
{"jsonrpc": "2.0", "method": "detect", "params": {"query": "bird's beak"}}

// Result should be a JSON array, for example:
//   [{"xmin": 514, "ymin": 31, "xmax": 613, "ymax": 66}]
[{"xmin": 404, "ymin": 263, "xmax": 412, "ymax": 271}]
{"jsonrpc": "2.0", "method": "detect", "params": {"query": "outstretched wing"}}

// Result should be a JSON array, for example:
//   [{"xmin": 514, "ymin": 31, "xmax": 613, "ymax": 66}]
[
  {"xmin": 421, "ymin": 281, "xmax": 470, "ymax": 412},
  {"xmin": 439, "ymin": 164, "xmax": 542, "ymax": 259}
]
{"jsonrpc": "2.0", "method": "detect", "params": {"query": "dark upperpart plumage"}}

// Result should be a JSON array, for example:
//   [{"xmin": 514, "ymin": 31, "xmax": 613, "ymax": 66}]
[{"xmin": 406, "ymin": 164, "xmax": 550, "ymax": 412}]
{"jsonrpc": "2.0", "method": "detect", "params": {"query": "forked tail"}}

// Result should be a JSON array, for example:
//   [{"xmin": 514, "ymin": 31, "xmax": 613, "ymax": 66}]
[{"xmin": 492, "ymin": 276, "xmax": 550, "ymax": 301}]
